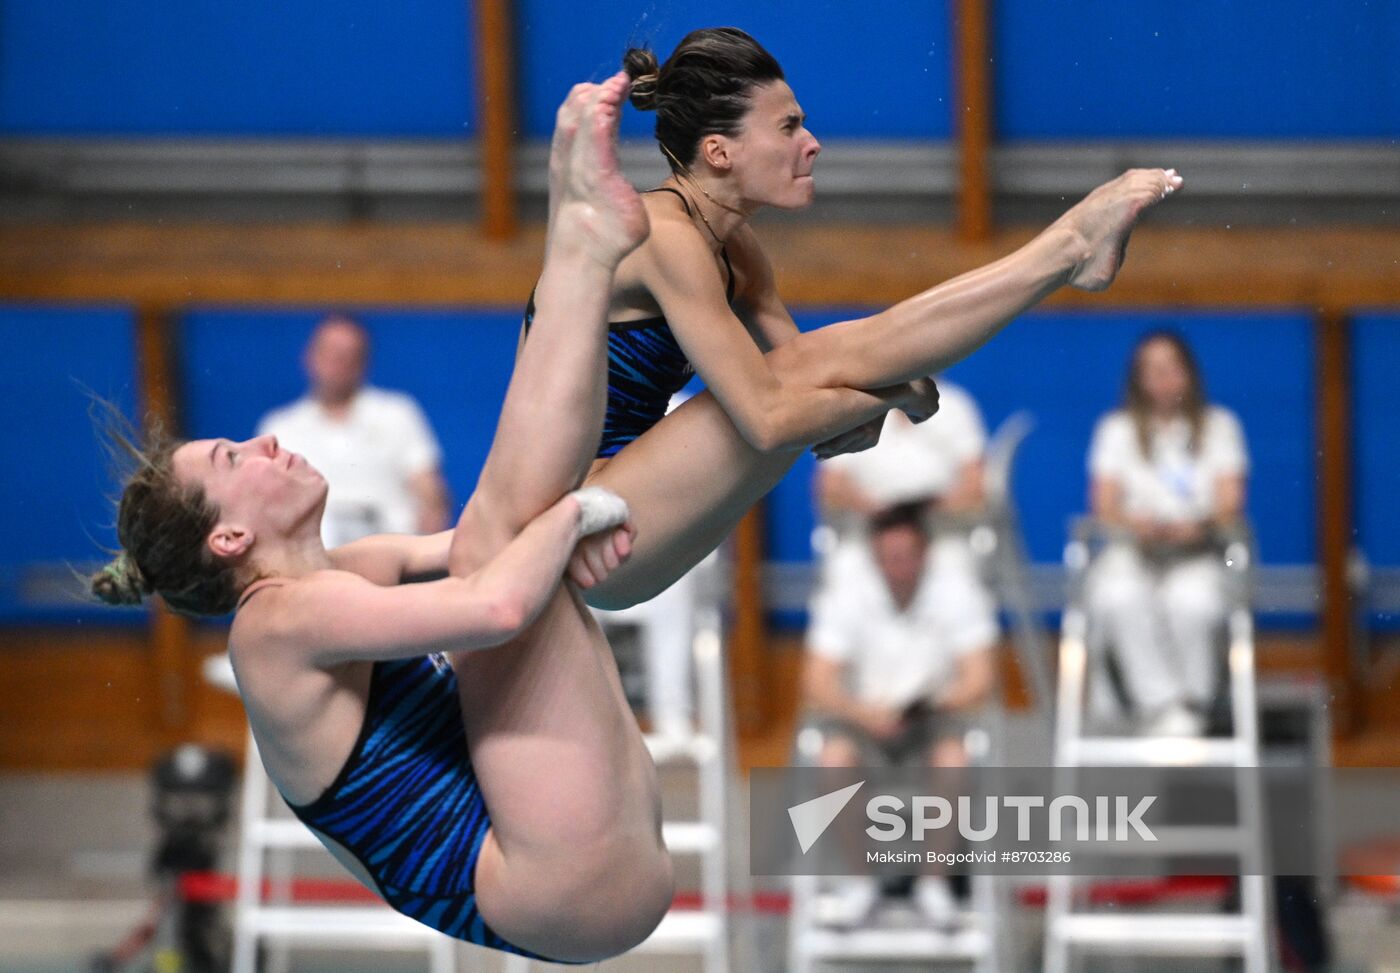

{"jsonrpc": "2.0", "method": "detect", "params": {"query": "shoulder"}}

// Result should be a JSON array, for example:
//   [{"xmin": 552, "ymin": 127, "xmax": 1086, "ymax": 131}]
[
  {"xmin": 232, "ymin": 571, "xmax": 368, "ymax": 653},
  {"xmin": 228, "ymin": 579, "xmax": 305, "ymax": 673},
  {"xmin": 1202, "ymin": 405, "xmax": 1248, "ymax": 458},
  {"xmin": 633, "ymin": 208, "xmax": 725, "ymax": 291},
  {"xmin": 361, "ymin": 387, "xmax": 433, "ymax": 422},
  {"xmin": 1093, "ymin": 409, "xmax": 1133, "ymax": 439},
  {"xmin": 1089, "ymin": 410, "xmax": 1136, "ymax": 464},
  {"xmin": 258, "ymin": 398, "xmax": 313, "ymax": 431},
  {"xmin": 359, "ymin": 386, "xmax": 414, "ymax": 411},
  {"xmin": 1203, "ymin": 404, "xmax": 1244, "ymax": 435}
]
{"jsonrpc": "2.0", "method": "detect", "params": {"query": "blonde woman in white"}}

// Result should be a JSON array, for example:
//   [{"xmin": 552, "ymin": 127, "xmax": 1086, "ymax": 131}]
[{"xmin": 1085, "ymin": 331, "xmax": 1248, "ymax": 737}]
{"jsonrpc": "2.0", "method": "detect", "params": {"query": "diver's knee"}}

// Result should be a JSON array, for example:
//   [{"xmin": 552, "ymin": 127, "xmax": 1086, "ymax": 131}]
[{"xmin": 594, "ymin": 849, "xmax": 674, "ymax": 956}]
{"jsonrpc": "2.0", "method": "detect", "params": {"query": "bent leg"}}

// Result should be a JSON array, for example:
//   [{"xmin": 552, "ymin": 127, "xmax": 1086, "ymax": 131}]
[
  {"xmin": 584, "ymin": 388, "xmax": 800, "ymax": 607},
  {"xmin": 450, "ymin": 74, "xmax": 647, "ymax": 562},
  {"xmin": 447, "ymin": 78, "xmax": 670, "ymax": 960},
  {"xmin": 462, "ymin": 589, "xmax": 672, "ymax": 961}
]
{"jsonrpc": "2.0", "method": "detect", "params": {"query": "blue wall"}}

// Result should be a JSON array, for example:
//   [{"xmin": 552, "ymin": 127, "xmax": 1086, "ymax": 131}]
[
  {"xmin": 0, "ymin": 307, "xmax": 140, "ymax": 622},
  {"xmin": 995, "ymin": 0, "xmax": 1400, "ymax": 139},
  {"xmin": 516, "ymin": 0, "xmax": 953, "ymax": 139},
  {"xmin": 3, "ymin": 0, "xmax": 1393, "ymax": 139},
  {"xmin": 0, "ymin": 0, "xmax": 476, "ymax": 136}
]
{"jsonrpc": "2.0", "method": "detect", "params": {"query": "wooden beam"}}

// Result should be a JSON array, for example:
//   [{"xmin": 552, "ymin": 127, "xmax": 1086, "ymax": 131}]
[
  {"xmin": 2, "ymin": 223, "xmax": 1399, "ymax": 310},
  {"xmin": 473, "ymin": 0, "xmax": 519, "ymax": 240},
  {"xmin": 730, "ymin": 506, "xmax": 769, "ymax": 736},
  {"xmin": 953, "ymin": 0, "xmax": 994, "ymax": 242},
  {"xmin": 1317, "ymin": 308, "xmax": 1359, "ymax": 737},
  {"xmin": 135, "ymin": 304, "xmax": 196, "ymax": 740}
]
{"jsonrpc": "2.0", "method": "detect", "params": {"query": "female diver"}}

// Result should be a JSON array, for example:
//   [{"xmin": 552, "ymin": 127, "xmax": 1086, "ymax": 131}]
[
  {"xmin": 93, "ymin": 77, "xmax": 673, "ymax": 963},
  {"xmin": 544, "ymin": 28, "xmax": 1183, "ymax": 610}
]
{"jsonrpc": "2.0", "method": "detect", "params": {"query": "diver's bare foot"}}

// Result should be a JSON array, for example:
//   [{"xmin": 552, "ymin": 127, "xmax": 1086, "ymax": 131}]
[
  {"xmin": 549, "ymin": 72, "xmax": 649, "ymax": 268},
  {"xmin": 545, "ymin": 81, "xmax": 589, "ymax": 235},
  {"xmin": 1055, "ymin": 168, "xmax": 1183, "ymax": 291}
]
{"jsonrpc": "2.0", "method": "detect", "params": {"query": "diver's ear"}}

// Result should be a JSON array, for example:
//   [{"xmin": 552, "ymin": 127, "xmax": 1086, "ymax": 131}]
[
  {"xmin": 698, "ymin": 133, "xmax": 733, "ymax": 174},
  {"xmin": 207, "ymin": 523, "xmax": 254, "ymax": 561}
]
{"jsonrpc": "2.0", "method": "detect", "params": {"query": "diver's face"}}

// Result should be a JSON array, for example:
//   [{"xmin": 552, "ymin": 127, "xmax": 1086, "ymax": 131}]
[
  {"xmin": 727, "ymin": 81, "xmax": 821, "ymax": 210},
  {"xmin": 172, "ymin": 434, "xmax": 326, "ymax": 559}
]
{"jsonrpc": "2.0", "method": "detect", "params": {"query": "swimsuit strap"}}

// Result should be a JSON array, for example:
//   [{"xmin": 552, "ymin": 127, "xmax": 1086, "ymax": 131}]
[
  {"xmin": 645, "ymin": 187, "xmax": 735, "ymax": 301},
  {"xmin": 645, "ymin": 185, "xmax": 692, "ymax": 215},
  {"xmin": 236, "ymin": 577, "xmax": 286, "ymax": 612}
]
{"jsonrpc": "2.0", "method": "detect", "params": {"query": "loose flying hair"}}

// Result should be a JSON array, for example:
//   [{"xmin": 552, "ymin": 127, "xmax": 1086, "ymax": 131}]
[
  {"xmin": 623, "ymin": 27, "xmax": 785, "ymax": 172},
  {"xmin": 1124, "ymin": 329, "xmax": 1207, "ymax": 457},
  {"xmin": 88, "ymin": 400, "xmax": 242, "ymax": 617}
]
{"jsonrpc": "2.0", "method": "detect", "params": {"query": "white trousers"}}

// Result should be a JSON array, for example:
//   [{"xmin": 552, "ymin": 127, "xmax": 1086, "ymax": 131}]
[{"xmin": 1084, "ymin": 543, "xmax": 1227, "ymax": 715}]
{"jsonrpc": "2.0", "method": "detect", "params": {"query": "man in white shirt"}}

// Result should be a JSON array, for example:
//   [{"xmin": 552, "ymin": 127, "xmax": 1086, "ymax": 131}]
[
  {"xmin": 813, "ymin": 379, "xmax": 998, "ymax": 717},
  {"xmin": 802, "ymin": 503, "xmax": 996, "ymax": 928},
  {"xmin": 257, "ymin": 315, "xmax": 450, "ymax": 548}
]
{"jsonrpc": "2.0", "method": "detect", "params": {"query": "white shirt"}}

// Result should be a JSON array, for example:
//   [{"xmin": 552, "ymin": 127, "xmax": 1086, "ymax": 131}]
[
  {"xmin": 821, "ymin": 381, "xmax": 986, "ymax": 507},
  {"xmin": 257, "ymin": 386, "xmax": 443, "ymax": 547},
  {"xmin": 1088, "ymin": 406, "xmax": 1249, "ymax": 523},
  {"xmin": 807, "ymin": 542, "xmax": 996, "ymax": 710}
]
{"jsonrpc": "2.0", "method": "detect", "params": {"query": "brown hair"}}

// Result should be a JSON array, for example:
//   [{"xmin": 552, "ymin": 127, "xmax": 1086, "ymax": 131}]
[
  {"xmin": 1124, "ymin": 329, "xmax": 1207, "ymax": 457},
  {"xmin": 89, "ymin": 402, "xmax": 242, "ymax": 617},
  {"xmin": 623, "ymin": 27, "xmax": 785, "ymax": 172}
]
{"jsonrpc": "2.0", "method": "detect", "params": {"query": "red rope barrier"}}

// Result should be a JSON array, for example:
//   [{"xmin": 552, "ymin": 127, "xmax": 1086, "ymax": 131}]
[{"xmin": 179, "ymin": 871, "xmax": 1232, "ymax": 912}]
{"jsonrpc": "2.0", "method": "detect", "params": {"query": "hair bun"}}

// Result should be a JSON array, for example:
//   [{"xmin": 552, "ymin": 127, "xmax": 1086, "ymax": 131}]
[
  {"xmin": 622, "ymin": 47, "xmax": 660, "ymax": 110},
  {"xmin": 91, "ymin": 552, "xmax": 150, "ymax": 607}
]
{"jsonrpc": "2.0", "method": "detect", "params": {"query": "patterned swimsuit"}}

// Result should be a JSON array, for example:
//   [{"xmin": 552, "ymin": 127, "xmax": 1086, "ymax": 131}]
[
  {"xmin": 246, "ymin": 628, "xmax": 572, "ymax": 961},
  {"xmin": 523, "ymin": 186, "xmax": 736, "ymax": 458}
]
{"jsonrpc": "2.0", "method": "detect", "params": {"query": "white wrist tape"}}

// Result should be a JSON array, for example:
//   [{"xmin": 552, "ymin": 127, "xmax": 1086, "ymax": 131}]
[{"xmin": 569, "ymin": 486, "xmax": 630, "ymax": 536}]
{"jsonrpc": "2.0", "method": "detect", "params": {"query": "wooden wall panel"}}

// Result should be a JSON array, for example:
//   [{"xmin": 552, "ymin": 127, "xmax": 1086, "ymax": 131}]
[{"xmin": 0, "ymin": 628, "xmax": 247, "ymax": 771}]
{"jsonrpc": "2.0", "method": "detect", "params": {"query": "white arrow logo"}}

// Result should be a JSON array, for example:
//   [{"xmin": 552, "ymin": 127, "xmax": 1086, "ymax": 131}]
[{"xmin": 788, "ymin": 781, "xmax": 865, "ymax": 854}]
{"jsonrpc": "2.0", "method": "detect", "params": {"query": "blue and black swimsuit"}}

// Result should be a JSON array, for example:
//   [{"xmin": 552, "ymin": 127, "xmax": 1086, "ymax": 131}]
[
  {"xmin": 273, "ymin": 646, "xmax": 570, "ymax": 960},
  {"xmin": 523, "ymin": 186, "xmax": 736, "ymax": 458}
]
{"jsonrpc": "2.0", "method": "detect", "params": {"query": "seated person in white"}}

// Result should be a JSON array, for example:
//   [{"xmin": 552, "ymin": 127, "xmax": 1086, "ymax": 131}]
[
  {"xmin": 257, "ymin": 315, "xmax": 451, "ymax": 548},
  {"xmin": 802, "ymin": 504, "xmax": 997, "ymax": 928},
  {"xmin": 1084, "ymin": 330, "xmax": 1249, "ymax": 738},
  {"xmin": 814, "ymin": 379, "xmax": 996, "ymax": 667}
]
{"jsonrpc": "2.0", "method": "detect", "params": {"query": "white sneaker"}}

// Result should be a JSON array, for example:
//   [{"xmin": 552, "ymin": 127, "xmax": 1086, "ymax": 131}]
[
  {"xmin": 819, "ymin": 877, "xmax": 881, "ymax": 928},
  {"xmin": 912, "ymin": 876, "xmax": 959, "ymax": 928},
  {"xmin": 1143, "ymin": 703, "xmax": 1205, "ymax": 737}
]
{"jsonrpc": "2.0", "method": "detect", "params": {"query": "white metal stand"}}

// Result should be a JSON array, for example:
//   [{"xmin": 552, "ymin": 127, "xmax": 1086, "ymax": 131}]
[
  {"xmin": 784, "ymin": 718, "xmax": 1003, "ymax": 973},
  {"xmin": 1043, "ymin": 530, "xmax": 1273, "ymax": 973}
]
